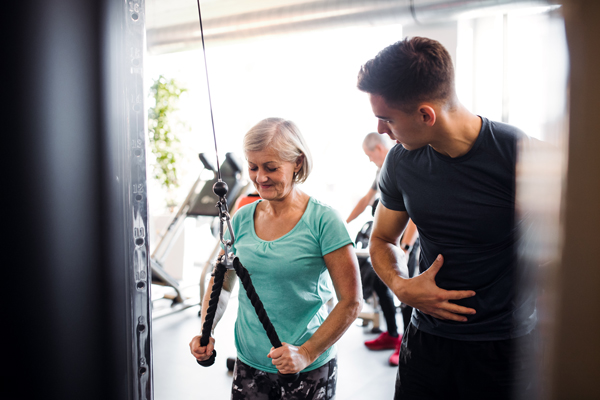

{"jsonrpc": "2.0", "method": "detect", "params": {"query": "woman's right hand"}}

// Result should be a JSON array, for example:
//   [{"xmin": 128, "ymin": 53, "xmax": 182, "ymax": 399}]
[{"xmin": 189, "ymin": 335, "xmax": 215, "ymax": 362}]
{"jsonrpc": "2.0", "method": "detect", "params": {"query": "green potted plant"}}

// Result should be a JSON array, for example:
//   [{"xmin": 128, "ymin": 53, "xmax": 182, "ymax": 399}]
[{"xmin": 147, "ymin": 75, "xmax": 188, "ymax": 211}]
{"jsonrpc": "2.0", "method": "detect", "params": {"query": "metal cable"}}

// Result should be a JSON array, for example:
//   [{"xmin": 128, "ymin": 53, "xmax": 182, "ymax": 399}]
[
  {"xmin": 193, "ymin": 1, "xmax": 298, "ymax": 382},
  {"xmin": 195, "ymin": 0, "xmax": 221, "ymax": 181},
  {"xmin": 409, "ymin": 0, "xmax": 422, "ymax": 25}
]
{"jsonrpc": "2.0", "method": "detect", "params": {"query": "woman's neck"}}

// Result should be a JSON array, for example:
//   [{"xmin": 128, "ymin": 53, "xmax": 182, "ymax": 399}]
[{"xmin": 262, "ymin": 187, "xmax": 308, "ymax": 217}]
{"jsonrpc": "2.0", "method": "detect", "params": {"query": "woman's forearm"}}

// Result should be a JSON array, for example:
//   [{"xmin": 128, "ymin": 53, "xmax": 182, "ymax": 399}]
[
  {"xmin": 299, "ymin": 296, "xmax": 362, "ymax": 364},
  {"xmin": 298, "ymin": 245, "xmax": 362, "ymax": 364},
  {"xmin": 199, "ymin": 269, "xmax": 237, "ymax": 332}
]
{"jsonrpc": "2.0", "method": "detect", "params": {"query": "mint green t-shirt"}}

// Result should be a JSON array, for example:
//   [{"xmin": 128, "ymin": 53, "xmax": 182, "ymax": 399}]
[{"xmin": 224, "ymin": 197, "xmax": 353, "ymax": 373}]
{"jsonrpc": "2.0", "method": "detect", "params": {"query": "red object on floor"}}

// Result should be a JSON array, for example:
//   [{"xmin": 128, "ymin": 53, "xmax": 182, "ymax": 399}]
[
  {"xmin": 364, "ymin": 331, "xmax": 401, "ymax": 351},
  {"xmin": 388, "ymin": 339, "xmax": 402, "ymax": 366}
]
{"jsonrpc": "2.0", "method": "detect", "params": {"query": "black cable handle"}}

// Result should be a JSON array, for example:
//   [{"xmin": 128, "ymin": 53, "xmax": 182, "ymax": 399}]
[
  {"xmin": 232, "ymin": 257, "xmax": 299, "ymax": 382},
  {"xmin": 232, "ymin": 257, "xmax": 281, "ymax": 347},
  {"xmin": 197, "ymin": 257, "xmax": 299, "ymax": 382},
  {"xmin": 192, "ymin": 0, "xmax": 298, "ymax": 385},
  {"xmin": 197, "ymin": 261, "xmax": 227, "ymax": 366}
]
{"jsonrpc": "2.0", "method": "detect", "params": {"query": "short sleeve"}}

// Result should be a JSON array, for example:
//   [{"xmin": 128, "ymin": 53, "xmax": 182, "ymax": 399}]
[
  {"xmin": 378, "ymin": 147, "xmax": 407, "ymax": 212},
  {"xmin": 316, "ymin": 207, "xmax": 354, "ymax": 256}
]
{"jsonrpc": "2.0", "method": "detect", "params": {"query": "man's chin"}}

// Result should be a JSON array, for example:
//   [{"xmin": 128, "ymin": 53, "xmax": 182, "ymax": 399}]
[{"xmin": 400, "ymin": 142, "xmax": 426, "ymax": 151}]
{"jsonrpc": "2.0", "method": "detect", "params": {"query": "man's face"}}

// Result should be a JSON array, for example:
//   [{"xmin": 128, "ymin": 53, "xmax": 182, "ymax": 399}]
[
  {"xmin": 362, "ymin": 144, "xmax": 386, "ymax": 169},
  {"xmin": 368, "ymin": 94, "xmax": 427, "ymax": 151}
]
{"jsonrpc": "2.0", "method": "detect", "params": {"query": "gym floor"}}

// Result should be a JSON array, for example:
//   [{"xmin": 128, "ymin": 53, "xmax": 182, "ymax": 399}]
[{"xmin": 152, "ymin": 282, "xmax": 399, "ymax": 399}]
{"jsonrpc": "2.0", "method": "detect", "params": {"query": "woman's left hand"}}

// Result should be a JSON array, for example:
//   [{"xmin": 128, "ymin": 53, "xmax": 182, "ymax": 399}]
[{"xmin": 267, "ymin": 343, "xmax": 312, "ymax": 374}]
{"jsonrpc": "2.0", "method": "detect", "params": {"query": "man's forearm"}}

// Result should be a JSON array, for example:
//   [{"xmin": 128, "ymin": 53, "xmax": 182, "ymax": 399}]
[{"xmin": 369, "ymin": 237, "xmax": 409, "ymax": 296}]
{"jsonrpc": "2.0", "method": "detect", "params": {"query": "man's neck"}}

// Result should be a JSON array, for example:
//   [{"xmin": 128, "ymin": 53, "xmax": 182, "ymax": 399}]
[{"xmin": 429, "ymin": 105, "xmax": 482, "ymax": 158}]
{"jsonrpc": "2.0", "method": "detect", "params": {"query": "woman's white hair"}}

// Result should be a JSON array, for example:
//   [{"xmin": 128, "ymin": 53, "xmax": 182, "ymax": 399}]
[
  {"xmin": 363, "ymin": 132, "xmax": 393, "ymax": 151},
  {"xmin": 243, "ymin": 118, "xmax": 313, "ymax": 184}
]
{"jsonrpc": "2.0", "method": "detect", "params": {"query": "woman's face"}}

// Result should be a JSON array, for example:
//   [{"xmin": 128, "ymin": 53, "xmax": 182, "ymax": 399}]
[{"xmin": 246, "ymin": 148, "xmax": 302, "ymax": 202}]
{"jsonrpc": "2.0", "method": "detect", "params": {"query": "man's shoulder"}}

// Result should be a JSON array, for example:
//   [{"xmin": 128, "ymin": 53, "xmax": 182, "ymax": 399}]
[
  {"xmin": 483, "ymin": 117, "xmax": 527, "ymax": 143},
  {"xmin": 479, "ymin": 117, "xmax": 528, "ymax": 163}
]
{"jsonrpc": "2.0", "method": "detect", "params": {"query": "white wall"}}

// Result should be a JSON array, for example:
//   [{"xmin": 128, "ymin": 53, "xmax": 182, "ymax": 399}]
[
  {"xmin": 144, "ymin": 6, "xmax": 568, "ymax": 268},
  {"xmin": 145, "ymin": 23, "xmax": 408, "ymax": 235}
]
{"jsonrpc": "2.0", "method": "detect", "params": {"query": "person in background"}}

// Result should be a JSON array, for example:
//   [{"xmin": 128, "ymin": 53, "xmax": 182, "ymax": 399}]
[
  {"xmin": 346, "ymin": 132, "xmax": 392, "ymax": 225},
  {"xmin": 190, "ymin": 117, "xmax": 362, "ymax": 400},
  {"xmin": 348, "ymin": 132, "xmax": 419, "ymax": 366},
  {"xmin": 358, "ymin": 36, "xmax": 536, "ymax": 399}
]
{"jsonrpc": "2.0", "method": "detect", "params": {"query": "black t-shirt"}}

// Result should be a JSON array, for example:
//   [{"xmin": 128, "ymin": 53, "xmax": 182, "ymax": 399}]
[{"xmin": 379, "ymin": 117, "xmax": 536, "ymax": 341}]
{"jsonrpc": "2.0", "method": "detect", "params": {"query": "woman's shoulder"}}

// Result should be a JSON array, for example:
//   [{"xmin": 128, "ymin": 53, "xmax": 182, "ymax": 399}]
[
  {"xmin": 303, "ymin": 197, "xmax": 351, "ymax": 246},
  {"xmin": 307, "ymin": 196, "xmax": 334, "ymax": 212},
  {"xmin": 232, "ymin": 199, "xmax": 259, "ymax": 223},
  {"xmin": 305, "ymin": 197, "xmax": 344, "ymax": 224}
]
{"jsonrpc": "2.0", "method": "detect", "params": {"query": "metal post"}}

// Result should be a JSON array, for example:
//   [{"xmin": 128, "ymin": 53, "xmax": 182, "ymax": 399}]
[
  {"xmin": 122, "ymin": 0, "xmax": 154, "ymax": 398},
  {"xmin": 4, "ymin": 0, "xmax": 153, "ymax": 398}
]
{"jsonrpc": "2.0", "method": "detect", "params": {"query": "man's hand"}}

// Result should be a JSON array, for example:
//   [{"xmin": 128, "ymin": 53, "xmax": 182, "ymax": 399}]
[
  {"xmin": 397, "ymin": 254, "xmax": 476, "ymax": 322},
  {"xmin": 267, "ymin": 343, "xmax": 312, "ymax": 374}
]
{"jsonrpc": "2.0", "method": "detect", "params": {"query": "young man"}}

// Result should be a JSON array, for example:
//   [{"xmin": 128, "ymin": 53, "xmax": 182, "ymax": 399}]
[
  {"xmin": 348, "ymin": 132, "xmax": 419, "ymax": 366},
  {"xmin": 357, "ymin": 37, "xmax": 536, "ymax": 399}
]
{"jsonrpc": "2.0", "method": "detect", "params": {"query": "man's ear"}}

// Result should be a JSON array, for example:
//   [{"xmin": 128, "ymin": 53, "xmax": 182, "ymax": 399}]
[{"xmin": 419, "ymin": 105, "xmax": 436, "ymax": 126}]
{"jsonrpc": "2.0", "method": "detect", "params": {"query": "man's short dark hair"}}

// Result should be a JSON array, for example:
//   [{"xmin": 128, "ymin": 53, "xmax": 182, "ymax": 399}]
[{"xmin": 357, "ymin": 36, "xmax": 456, "ymax": 110}]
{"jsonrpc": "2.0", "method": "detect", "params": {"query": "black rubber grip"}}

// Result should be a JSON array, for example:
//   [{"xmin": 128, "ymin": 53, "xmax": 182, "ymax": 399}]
[
  {"xmin": 196, "ymin": 350, "xmax": 216, "ymax": 367},
  {"xmin": 197, "ymin": 257, "xmax": 301, "ymax": 383},
  {"xmin": 233, "ymin": 258, "xmax": 282, "ymax": 347},
  {"xmin": 233, "ymin": 258, "xmax": 300, "ymax": 383},
  {"xmin": 196, "ymin": 262, "xmax": 226, "ymax": 369}
]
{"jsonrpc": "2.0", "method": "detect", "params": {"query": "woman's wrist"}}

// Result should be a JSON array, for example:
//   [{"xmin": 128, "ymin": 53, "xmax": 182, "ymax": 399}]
[{"xmin": 299, "ymin": 344, "xmax": 317, "ymax": 365}]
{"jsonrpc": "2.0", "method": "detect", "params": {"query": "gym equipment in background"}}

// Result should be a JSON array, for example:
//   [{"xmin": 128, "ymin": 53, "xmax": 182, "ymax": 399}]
[{"xmin": 150, "ymin": 152, "xmax": 248, "ymax": 317}]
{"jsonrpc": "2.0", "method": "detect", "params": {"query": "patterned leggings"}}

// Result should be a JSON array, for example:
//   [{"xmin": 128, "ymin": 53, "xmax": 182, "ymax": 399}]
[{"xmin": 231, "ymin": 357, "xmax": 337, "ymax": 400}]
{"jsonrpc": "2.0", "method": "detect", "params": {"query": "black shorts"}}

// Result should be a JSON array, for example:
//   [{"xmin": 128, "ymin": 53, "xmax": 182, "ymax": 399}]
[
  {"xmin": 231, "ymin": 357, "xmax": 337, "ymax": 400},
  {"xmin": 395, "ymin": 323, "xmax": 537, "ymax": 400}
]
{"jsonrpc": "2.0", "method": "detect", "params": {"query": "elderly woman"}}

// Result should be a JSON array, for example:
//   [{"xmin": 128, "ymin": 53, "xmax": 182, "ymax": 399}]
[{"xmin": 190, "ymin": 117, "xmax": 362, "ymax": 399}]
